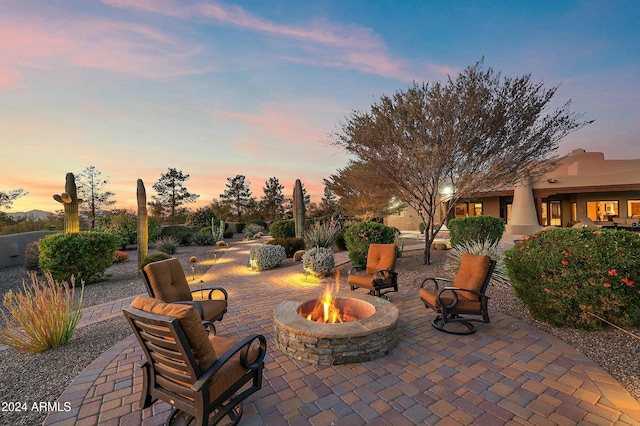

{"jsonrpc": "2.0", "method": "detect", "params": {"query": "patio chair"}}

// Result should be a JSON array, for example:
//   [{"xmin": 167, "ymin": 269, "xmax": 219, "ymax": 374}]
[
  {"xmin": 419, "ymin": 253, "xmax": 496, "ymax": 335},
  {"xmin": 123, "ymin": 296, "xmax": 266, "ymax": 426},
  {"xmin": 348, "ymin": 244, "xmax": 398, "ymax": 298},
  {"xmin": 142, "ymin": 258, "xmax": 228, "ymax": 330}
]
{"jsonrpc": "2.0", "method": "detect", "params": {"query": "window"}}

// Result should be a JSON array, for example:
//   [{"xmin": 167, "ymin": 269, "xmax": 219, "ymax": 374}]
[
  {"xmin": 541, "ymin": 201, "xmax": 561, "ymax": 226},
  {"xmin": 571, "ymin": 202, "xmax": 577, "ymax": 223},
  {"xmin": 454, "ymin": 204, "xmax": 467, "ymax": 218},
  {"xmin": 473, "ymin": 203, "xmax": 483, "ymax": 216},
  {"xmin": 506, "ymin": 203, "xmax": 512, "ymax": 224},
  {"xmin": 587, "ymin": 201, "xmax": 618, "ymax": 222},
  {"xmin": 628, "ymin": 200, "xmax": 640, "ymax": 218}
]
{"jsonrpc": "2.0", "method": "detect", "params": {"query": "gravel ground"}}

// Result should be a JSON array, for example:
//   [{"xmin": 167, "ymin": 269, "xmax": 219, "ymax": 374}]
[{"xmin": 0, "ymin": 244, "xmax": 638, "ymax": 425}]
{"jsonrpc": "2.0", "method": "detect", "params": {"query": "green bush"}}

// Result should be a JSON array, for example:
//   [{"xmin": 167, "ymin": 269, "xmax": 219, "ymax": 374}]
[
  {"xmin": 235, "ymin": 222, "xmax": 246, "ymax": 233},
  {"xmin": 95, "ymin": 211, "xmax": 137, "ymax": 249},
  {"xmin": 187, "ymin": 207, "xmax": 217, "ymax": 229},
  {"xmin": 302, "ymin": 247, "xmax": 335, "ymax": 277},
  {"xmin": 448, "ymin": 216, "xmax": 505, "ymax": 247},
  {"xmin": 335, "ymin": 232, "xmax": 347, "ymax": 251},
  {"xmin": 269, "ymin": 219, "xmax": 295, "ymax": 239},
  {"xmin": 244, "ymin": 223, "xmax": 265, "ymax": 238},
  {"xmin": 249, "ymin": 245, "xmax": 286, "ymax": 271},
  {"xmin": 223, "ymin": 229, "xmax": 234, "ymax": 239},
  {"xmin": 139, "ymin": 252, "xmax": 172, "ymax": 270},
  {"xmin": 38, "ymin": 232, "xmax": 119, "ymax": 283},
  {"xmin": 344, "ymin": 222, "xmax": 396, "ymax": 267},
  {"xmin": 160, "ymin": 225, "xmax": 194, "ymax": 245},
  {"xmin": 504, "ymin": 228, "xmax": 640, "ymax": 330},
  {"xmin": 266, "ymin": 237, "xmax": 305, "ymax": 258},
  {"xmin": 418, "ymin": 222, "xmax": 427, "ymax": 234},
  {"xmin": 250, "ymin": 219, "xmax": 268, "ymax": 229},
  {"xmin": 191, "ymin": 232, "xmax": 213, "ymax": 246}
]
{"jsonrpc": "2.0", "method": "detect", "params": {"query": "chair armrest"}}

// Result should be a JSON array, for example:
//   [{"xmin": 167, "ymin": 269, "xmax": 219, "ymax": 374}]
[
  {"xmin": 348, "ymin": 265, "xmax": 365, "ymax": 275},
  {"xmin": 419, "ymin": 277, "xmax": 452, "ymax": 289},
  {"xmin": 373, "ymin": 269, "xmax": 398, "ymax": 282},
  {"xmin": 174, "ymin": 301, "xmax": 205, "ymax": 318},
  {"xmin": 191, "ymin": 286, "xmax": 228, "ymax": 300},
  {"xmin": 436, "ymin": 287, "xmax": 490, "ymax": 308},
  {"xmin": 192, "ymin": 334, "xmax": 267, "ymax": 391}
]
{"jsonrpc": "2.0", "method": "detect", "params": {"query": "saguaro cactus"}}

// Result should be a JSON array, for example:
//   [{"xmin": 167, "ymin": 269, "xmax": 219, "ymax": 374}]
[
  {"xmin": 293, "ymin": 179, "xmax": 305, "ymax": 238},
  {"xmin": 53, "ymin": 172, "xmax": 81, "ymax": 233},
  {"xmin": 137, "ymin": 179, "xmax": 148, "ymax": 269}
]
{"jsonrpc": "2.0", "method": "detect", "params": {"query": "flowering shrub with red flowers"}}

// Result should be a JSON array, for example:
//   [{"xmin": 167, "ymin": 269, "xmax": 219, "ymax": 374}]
[
  {"xmin": 113, "ymin": 251, "xmax": 129, "ymax": 263},
  {"xmin": 38, "ymin": 232, "xmax": 119, "ymax": 284},
  {"xmin": 344, "ymin": 221, "xmax": 396, "ymax": 267},
  {"xmin": 504, "ymin": 228, "xmax": 640, "ymax": 330}
]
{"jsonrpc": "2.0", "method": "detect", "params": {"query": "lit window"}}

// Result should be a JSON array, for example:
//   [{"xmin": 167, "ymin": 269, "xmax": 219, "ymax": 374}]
[
  {"xmin": 586, "ymin": 201, "xmax": 619, "ymax": 222},
  {"xmin": 629, "ymin": 200, "xmax": 640, "ymax": 218}
]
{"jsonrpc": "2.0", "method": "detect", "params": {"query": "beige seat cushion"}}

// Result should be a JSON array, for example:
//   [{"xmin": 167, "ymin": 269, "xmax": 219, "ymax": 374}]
[
  {"xmin": 143, "ymin": 258, "xmax": 193, "ymax": 302},
  {"xmin": 207, "ymin": 335, "xmax": 261, "ymax": 401},
  {"xmin": 130, "ymin": 296, "xmax": 217, "ymax": 370}
]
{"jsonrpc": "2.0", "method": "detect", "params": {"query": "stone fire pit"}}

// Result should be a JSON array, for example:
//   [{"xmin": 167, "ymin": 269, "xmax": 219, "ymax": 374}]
[{"xmin": 273, "ymin": 292, "xmax": 399, "ymax": 365}]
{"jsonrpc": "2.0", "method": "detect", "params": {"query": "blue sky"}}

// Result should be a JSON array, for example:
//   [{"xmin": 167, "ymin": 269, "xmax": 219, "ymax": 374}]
[{"xmin": 1, "ymin": 0, "xmax": 638, "ymax": 213}]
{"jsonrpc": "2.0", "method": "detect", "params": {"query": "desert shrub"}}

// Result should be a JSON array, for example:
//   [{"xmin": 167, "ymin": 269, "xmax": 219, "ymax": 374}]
[
  {"xmin": 448, "ymin": 216, "xmax": 505, "ymax": 248},
  {"xmin": 419, "ymin": 222, "xmax": 427, "ymax": 234},
  {"xmin": 504, "ymin": 228, "xmax": 640, "ymax": 330},
  {"xmin": 250, "ymin": 219, "xmax": 268, "ymax": 230},
  {"xmin": 344, "ymin": 222, "xmax": 396, "ymax": 267},
  {"xmin": 187, "ymin": 207, "xmax": 217, "ymax": 229},
  {"xmin": 191, "ymin": 232, "xmax": 213, "ymax": 246},
  {"xmin": 113, "ymin": 250, "xmax": 129, "ymax": 263},
  {"xmin": 249, "ymin": 245, "xmax": 286, "ymax": 271},
  {"xmin": 304, "ymin": 220, "xmax": 341, "ymax": 248},
  {"xmin": 148, "ymin": 216, "xmax": 162, "ymax": 242},
  {"xmin": 448, "ymin": 240, "xmax": 508, "ymax": 286},
  {"xmin": 223, "ymin": 229, "xmax": 234, "ymax": 239},
  {"xmin": 269, "ymin": 219, "xmax": 295, "ymax": 239},
  {"xmin": 302, "ymin": 247, "xmax": 335, "ymax": 278},
  {"xmin": 160, "ymin": 225, "xmax": 193, "ymax": 245},
  {"xmin": 235, "ymin": 222, "xmax": 246, "ymax": 233},
  {"xmin": 293, "ymin": 250, "xmax": 305, "ymax": 261},
  {"xmin": 24, "ymin": 241, "xmax": 40, "ymax": 271},
  {"xmin": 95, "ymin": 210, "xmax": 137, "ymax": 249},
  {"xmin": 0, "ymin": 272, "xmax": 83, "ymax": 353},
  {"xmin": 216, "ymin": 240, "xmax": 228, "ymax": 247},
  {"xmin": 139, "ymin": 252, "xmax": 172, "ymax": 269},
  {"xmin": 266, "ymin": 238, "xmax": 305, "ymax": 257},
  {"xmin": 244, "ymin": 223, "xmax": 265, "ymax": 239},
  {"xmin": 155, "ymin": 236, "xmax": 180, "ymax": 254},
  {"xmin": 38, "ymin": 232, "xmax": 119, "ymax": 283}
]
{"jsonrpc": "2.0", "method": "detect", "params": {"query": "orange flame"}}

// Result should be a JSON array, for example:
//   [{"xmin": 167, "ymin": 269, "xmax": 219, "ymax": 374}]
[{"xmin": 306, "ymin": 271, "xmax": 351, "ymax": 323}]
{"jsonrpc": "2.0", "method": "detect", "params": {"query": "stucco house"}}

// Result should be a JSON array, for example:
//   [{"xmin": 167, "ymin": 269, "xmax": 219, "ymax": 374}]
[{"xmin": 384, "ymin": 148, "xmax": 640, "ymax": 234}]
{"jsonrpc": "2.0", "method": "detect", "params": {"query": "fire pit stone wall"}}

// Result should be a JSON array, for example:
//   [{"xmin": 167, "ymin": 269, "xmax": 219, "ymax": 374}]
[{"xmin": 273, "ymin": 293, "xmax": 399, "ymax": 365}]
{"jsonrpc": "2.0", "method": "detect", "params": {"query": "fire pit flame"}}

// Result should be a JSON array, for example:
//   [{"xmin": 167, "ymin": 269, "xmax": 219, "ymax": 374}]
[{"xmin": 305, "ymin": 281, "xmax": 353, "ymax": 323}]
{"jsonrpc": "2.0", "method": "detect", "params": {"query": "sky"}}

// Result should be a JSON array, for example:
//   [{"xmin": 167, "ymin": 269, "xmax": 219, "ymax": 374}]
[{"xmin": 1, "ymin": 0, "xmax": 639, "ymax": 214}]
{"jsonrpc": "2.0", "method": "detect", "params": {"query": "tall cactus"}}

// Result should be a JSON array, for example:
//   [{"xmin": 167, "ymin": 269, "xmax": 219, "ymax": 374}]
[
  {"xmin": 137, "ymin": 179, "xmax": 148, "ymax": 269},
  {"xmin": 293, "ymin": 179, "xmax": 305, "ymax": 238},
  {"xmin": 53, "ymin": 172, "xmax": 81, "ymax": 233}
]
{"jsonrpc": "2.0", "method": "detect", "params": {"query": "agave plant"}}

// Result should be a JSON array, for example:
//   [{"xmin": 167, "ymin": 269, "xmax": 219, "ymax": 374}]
[{"xmin": 447, "ymin": 240, "xmax": 510, "ymax": 287}]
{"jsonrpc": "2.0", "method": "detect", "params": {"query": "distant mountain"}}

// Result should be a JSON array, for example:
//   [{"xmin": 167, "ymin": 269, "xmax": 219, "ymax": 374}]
[{"xmin": 6, "ymin": 209, "xmax": 56, "ymax": 220}]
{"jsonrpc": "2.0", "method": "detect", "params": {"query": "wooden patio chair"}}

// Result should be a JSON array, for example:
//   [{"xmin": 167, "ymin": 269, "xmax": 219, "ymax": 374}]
[
  {"xmin": 123, "ymin": 296, "xmax": 266, "ymax": 426},
  {"xmin": 348, "ymin": 244, "xmax": 398, "ymax": 298},
  {"xmin": 142, "ymin": 258, "xmax": 228, "ymax": 330},
  {"xmin": 419, "ymin": 252, "xmax": 496, "ymax": 335}
]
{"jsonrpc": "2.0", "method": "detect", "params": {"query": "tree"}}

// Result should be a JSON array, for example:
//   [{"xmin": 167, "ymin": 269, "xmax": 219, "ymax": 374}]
[
  {"xmin": 332, "ymin": 60, "xmax": 592, "ymax": 264},
  {"xmin": 325, "ymin": 162, "xmax": 397, "ymax": 219},
  {"xmin": 219, "ymin": 175, "xmax": 256, "ymax": 221},
  {"xmin": 0, "ymin": 189, "xmax": 27, "ymax": 210},
  {"xmin": 151, "ymin": 168, "xmax": 199, "ymax": 224},
  {"xmin": 319, "ymin": 180, "xmax": 339, "ymax": 214},
  {"xmin": 76, "ymin": 165, "xmax": 116, "ymax": 229},
  {"xmin": 259, "ymin": 177, "xmax": 286, "ymax": 220}
]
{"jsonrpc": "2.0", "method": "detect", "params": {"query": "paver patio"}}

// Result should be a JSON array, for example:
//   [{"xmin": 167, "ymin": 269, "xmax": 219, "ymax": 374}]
[{"xmin": 44, "ymin": 240, "xmax": 640, "ymax": 425}]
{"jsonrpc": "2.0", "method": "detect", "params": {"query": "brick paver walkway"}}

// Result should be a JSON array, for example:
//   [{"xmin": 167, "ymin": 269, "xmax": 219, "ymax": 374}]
[{"xmin": 44, "ymin": 240, "xmax": 640, "ymax": 425}]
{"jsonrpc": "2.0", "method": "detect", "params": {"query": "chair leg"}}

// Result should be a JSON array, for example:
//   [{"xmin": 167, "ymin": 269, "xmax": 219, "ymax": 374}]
[{"xmin": 431, "ymin": 315, "xmax": 476, "ymax": 335}]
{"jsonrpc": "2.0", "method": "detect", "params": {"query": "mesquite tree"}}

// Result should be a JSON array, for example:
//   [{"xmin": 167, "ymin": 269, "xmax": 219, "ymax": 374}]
[{"xmin": 333, "ymin": 60, "xmax": 592, "ymax": 264}]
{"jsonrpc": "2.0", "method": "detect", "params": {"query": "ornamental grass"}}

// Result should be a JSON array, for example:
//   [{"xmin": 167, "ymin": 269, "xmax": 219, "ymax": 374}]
[{"xmin": 0, "ymin": 272, "xmax": 84, "ymax": 353}]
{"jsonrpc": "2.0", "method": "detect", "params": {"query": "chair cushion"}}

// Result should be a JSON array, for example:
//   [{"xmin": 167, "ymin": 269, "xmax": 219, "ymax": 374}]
[
  {"xmin": 143, "ymin": 258, "xmax": 193, "ymax": 303},
  {"xmin": 451, "ymin": 253, "xmax": 491, "ymax": 301},
  {"xmin": 130, "ymin": 296, "xmax": 217, "ymax": 370},
  {"xmin": 365, "ymin": 244, "xmax": 397, "ymax": 275},
  {"xmin": 420, "ymin": 287, "xmax": 481, "ymax": 311},
  {"xmin": 199, "ymin": 299, "xmax": 228, "ymax": 321},
  {"xmin": 348, "ymin": 273, "xmax": 375, "ymax": 289},
  {"xmin": 207, "ymin": 335, "xmax": 261, "ymax": 401}
]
